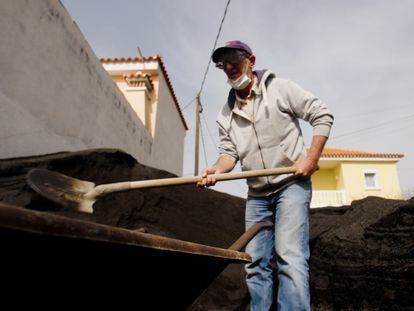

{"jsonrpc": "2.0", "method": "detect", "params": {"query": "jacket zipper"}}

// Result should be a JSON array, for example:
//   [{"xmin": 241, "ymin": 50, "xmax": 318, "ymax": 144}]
[{"xmin": 252, "ymin": 123, "xmax": 272, "ymax": 187}]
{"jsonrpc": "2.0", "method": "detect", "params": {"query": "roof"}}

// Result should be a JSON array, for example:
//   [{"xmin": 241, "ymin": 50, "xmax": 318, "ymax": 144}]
[
  {"xmin": 123, "ymin": 72, "xmax": 154, "ymax": 91},
  {"xmin": 100, "ymin": 55, "xmax": 188, "ymax": 130},
  {"xmin": 314, "ymin": 147, "xmax": 404, "ymax": 159}
]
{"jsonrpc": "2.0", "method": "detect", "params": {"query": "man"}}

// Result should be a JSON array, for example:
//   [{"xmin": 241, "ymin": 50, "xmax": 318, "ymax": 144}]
[{"xmin": 198, "ymin": 41, "xmax": 333, "ymax": 310}]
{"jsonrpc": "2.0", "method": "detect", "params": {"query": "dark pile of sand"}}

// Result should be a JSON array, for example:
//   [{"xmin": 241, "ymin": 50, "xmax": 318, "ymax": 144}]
[
  {"xmin": 310, "ymin": 196, "xmax": 414, "ymax": 310},
  {"xmin": 0, "ymin": 149, "xmax": 413, "ymax": 310}
]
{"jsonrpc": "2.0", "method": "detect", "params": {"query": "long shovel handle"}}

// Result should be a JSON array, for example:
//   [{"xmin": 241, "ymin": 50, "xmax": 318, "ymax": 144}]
[{"xmin": 86, "ymin": 166, "xmax": 297, "ymax": 199}]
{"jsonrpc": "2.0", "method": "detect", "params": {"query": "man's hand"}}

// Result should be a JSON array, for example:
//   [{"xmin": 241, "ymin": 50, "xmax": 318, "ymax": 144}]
[
  {"xmin": 294, "ymin": 157, "xmax": 318, "ymax": 177},
  {"xmin": 197, "ymin": 166, "xmax": 218, "ymax": 188},
  {"xmin": 197, "ymin": 154, "xmax": 236, "ymax": 188},
  {"xmin": 294, "ymin": 135, "xmax": 327, "ymax": 177}
]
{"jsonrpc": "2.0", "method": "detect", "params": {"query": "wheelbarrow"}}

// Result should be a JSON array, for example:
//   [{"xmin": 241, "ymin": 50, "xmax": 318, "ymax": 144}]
[
  {"xmin": 0, "ymin": 203, "xmax": 272, "ymax": 310},
  {"xmin": 3, "ymin": 166, "xmax": 296, "ymax": 308}
]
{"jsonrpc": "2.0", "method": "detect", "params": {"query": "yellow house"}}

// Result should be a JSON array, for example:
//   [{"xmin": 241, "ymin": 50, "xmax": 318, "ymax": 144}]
[
  {"xmin": 100, "ymin": 56, "xmax": 188, "ymax": 176},
  {"xmin": 310, "ymin": 147, "xmax": 404, "ymax": 208}
]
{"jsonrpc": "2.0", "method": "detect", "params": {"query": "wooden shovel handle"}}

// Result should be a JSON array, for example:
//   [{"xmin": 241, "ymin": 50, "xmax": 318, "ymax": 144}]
[
  {"xmin": 87, "ymin": 166, "xmax": 297, "ymax": 199},
  {"xmin": 212, "ymin": 166, "xmax": 297, "ymax": 182}
]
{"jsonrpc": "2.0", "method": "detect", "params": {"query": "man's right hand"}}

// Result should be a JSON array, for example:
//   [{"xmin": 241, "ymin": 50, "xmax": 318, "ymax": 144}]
[
  {"xmin": 197, "ymin": 167, "xmax": 218, "ymax": 188},
  {"xmin": 196, "ymin": 154, "xmax": 236, "ymax": 188}
]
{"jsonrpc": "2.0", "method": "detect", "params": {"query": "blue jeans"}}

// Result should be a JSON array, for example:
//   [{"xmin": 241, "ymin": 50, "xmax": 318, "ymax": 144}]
[{"xmin": 245, "ymin": 179, "xmax": 312, "ymax": 311}]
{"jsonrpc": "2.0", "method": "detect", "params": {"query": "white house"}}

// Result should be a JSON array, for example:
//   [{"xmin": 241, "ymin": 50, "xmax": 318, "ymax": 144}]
[{"xmin": 101, "ymin": 56, "xmax": 188, "ymax": 175}]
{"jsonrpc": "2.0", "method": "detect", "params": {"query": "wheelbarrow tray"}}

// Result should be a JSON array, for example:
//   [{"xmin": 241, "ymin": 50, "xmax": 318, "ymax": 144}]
[{"xmin": 0, "ymin": 203, "xmax": 250, "ymax": 310}]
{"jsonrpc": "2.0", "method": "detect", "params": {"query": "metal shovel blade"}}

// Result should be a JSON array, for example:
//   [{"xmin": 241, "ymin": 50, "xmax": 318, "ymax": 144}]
[{"xmin": 26, "ymin": 169, "xmax": 95, "ymax": 213}]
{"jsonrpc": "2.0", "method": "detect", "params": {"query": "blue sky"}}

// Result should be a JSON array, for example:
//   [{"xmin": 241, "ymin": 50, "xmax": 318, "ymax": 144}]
[{"xmin": 61, "ymin": 0, "xmax": 414, "ymax": 198}]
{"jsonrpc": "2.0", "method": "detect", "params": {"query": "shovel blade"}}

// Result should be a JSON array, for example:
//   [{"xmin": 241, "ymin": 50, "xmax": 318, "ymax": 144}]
[{"xmin": 26, "ymin": 169, "xmax": 95, "ymax": 213}]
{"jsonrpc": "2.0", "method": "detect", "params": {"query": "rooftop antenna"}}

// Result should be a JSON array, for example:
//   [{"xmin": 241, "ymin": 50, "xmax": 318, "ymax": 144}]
[{"xmin": 137, "ymin": 46, "xmax": 147, "ymax": 70}]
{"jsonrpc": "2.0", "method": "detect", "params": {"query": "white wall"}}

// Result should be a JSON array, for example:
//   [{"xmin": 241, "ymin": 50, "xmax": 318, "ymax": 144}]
[
  {"xmin": 150, "ymin": 70, "xmax": 186, "ymax": 175},
  {"xmin": 0, "ymin": 1, "xmax": 153, "ymax": 167},
  {"xmin": 101, "ymin": 60, "xmax": 187, "ymax": 175}
]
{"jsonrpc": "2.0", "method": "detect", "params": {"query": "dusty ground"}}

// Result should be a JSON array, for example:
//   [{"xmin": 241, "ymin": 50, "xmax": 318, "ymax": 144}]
[{"xmin": 0, "ymin": 149, "xmax": 413, "ymax": 310}]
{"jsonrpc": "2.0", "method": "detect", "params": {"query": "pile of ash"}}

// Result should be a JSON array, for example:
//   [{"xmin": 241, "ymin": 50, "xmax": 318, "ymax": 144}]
[{"xmin": 0, "ymin": 149, "xmax": 412, "ymax": 310}]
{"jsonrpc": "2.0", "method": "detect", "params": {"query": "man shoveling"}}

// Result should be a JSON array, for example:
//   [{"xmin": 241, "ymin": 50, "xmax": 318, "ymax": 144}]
[{"xmin": 198, "ymin": 40, "xmax": 334, "ymax": 310}]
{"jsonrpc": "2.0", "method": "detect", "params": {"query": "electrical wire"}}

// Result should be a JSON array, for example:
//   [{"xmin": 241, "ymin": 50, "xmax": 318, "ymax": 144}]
[
  {"xmin": 335, "ymin": 103, "xmax": 414, "ymax": 124},
  {"xmin": 181, "ymin": 97, "xmax": 197, "ymax": 111},
  {"xmin": 330, "ymin": 113, "xmax": 414, "ymax": 141},
  {"xmin": 189, "ymin": 0, "xmax": 231, "ymax": 174},
  {"xmin": 201, "ymin": 112, "xmax": 218, "ymax": 150},
  {"xmin": 197, "ymin": 0, "xmax": 231, "ymax": 96},
  {"xmin": 199, "ymin": 119, "xmax": 209, "ymax": 168}
]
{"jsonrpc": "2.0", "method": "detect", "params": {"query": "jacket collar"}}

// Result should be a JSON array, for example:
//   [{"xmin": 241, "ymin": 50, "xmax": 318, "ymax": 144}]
[{"xmin": 227, "ymin": 69, "xmax": 275, "ymax": 122}]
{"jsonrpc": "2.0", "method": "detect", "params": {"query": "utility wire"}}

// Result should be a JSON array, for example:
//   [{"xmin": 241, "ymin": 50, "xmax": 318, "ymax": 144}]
[
  {"xmin": 335, "ymin": 102, "xmax": 414, "ymax": 124},
  {"xmin": 181, "ymin": 97, "xmax": 197, "ymax": 111},
  {"xmin": 330, "ymin": 113, "xmax": 414, "ymax": 141},
  {"xmin": 189, "ymin": 0, "xmax": 231, "ymax": 171},
  {"xmin": 334, "ymin": 121, "xmax": 414, "ymax": 146},
  {"xmin": 201, "ymin": 112, "xmax": 218, "ymax": 150},
  {"xmin": 199, "ymin": 119, "xmax": 209, "ymax": 168},
  {"xmin": 197, "ymin": 0, "xmax": 231, "ymax": 96}
]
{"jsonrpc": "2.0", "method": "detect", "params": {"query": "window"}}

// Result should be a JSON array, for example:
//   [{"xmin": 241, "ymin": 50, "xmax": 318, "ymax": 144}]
[{"xmin": 363, "ymin": 169, "xmax": 379, "ymax": 189}]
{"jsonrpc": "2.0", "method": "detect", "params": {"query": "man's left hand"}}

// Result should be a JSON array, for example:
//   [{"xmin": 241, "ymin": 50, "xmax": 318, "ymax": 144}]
[{"xmin": 294, "ymin": 157, "xmax": 318, "ymax": 177}]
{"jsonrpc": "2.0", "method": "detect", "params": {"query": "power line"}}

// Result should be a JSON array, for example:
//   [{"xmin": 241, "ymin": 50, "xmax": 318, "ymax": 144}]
[
  {"xmin": 340, "ymin": 116, "xmax": 414, "ymax": 138},
  {"xmin": 181, "ymin": 97, "xmax": 197, "ymax": 111},
  {"xmin": 334, "ymin": 122, "xmax": 413, "ymax": 146},
  {"xmin": 330, "ymin": 113, "xmax": 414, "ymax": 141},
  {"xmin": 353, "ymin": 121, "xmax": 413, "ymax": 142},
  {"xmin": 198, "ymin": 0, "xmax": 231, "ymax": 96},
  {"xmin": 201, "ymin": 112, "xmax": 218, "ymax": 150},
  {"xmin": 335, "ymin": 103, "xmax": 414, "ymax": 124},
  {"xmin": 199, "ymin": 119, "xmax": 209, "ymax": 168},
  {"xmin": 190, "ymin": 0, "xmax": 231, "ymax": 174}
]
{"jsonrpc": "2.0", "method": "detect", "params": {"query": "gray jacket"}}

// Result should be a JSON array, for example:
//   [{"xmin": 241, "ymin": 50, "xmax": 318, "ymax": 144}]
[{"xmin": 216, "ymin": 69, "xmax": 334, "ymax": 197}]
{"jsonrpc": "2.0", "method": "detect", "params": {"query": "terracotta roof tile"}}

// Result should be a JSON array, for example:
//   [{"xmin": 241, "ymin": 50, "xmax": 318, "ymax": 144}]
[
  {"xmin": 100, "ymin": 55, "xmax": 188, "ymax": 130},
  {"xmin": 123, "ymin": 71, "xmax": 151, "ymax": 79},
  {"xmin": 309, "ymin": 147, "xmax": 404, "ymax": 159},
  {"xmin": 123, "ymin": 72, "xmax": 154, "ymax": 90}
]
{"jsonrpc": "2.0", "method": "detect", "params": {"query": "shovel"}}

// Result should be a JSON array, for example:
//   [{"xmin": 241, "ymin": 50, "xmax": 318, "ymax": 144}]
[{"xmin": 26, "ymin": 166, "xmax": 297, "ymax": 214}]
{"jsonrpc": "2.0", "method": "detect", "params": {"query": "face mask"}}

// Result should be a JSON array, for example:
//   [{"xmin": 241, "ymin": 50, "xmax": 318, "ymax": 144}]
[{"xmin": 227, "ymin": 60, "xmax": 251, "ymax": 90}]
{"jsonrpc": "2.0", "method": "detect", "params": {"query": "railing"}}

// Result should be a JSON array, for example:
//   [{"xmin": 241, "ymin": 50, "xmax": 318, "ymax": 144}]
[{"xmin": 311, "ymin": 190, "xmax": 347, "ymax": 208}]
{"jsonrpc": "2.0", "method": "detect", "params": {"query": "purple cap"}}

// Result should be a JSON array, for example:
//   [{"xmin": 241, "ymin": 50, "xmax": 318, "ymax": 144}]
[{"xmin": 212, "ymin": 40, "xmax": 253, "ymax": 63}]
